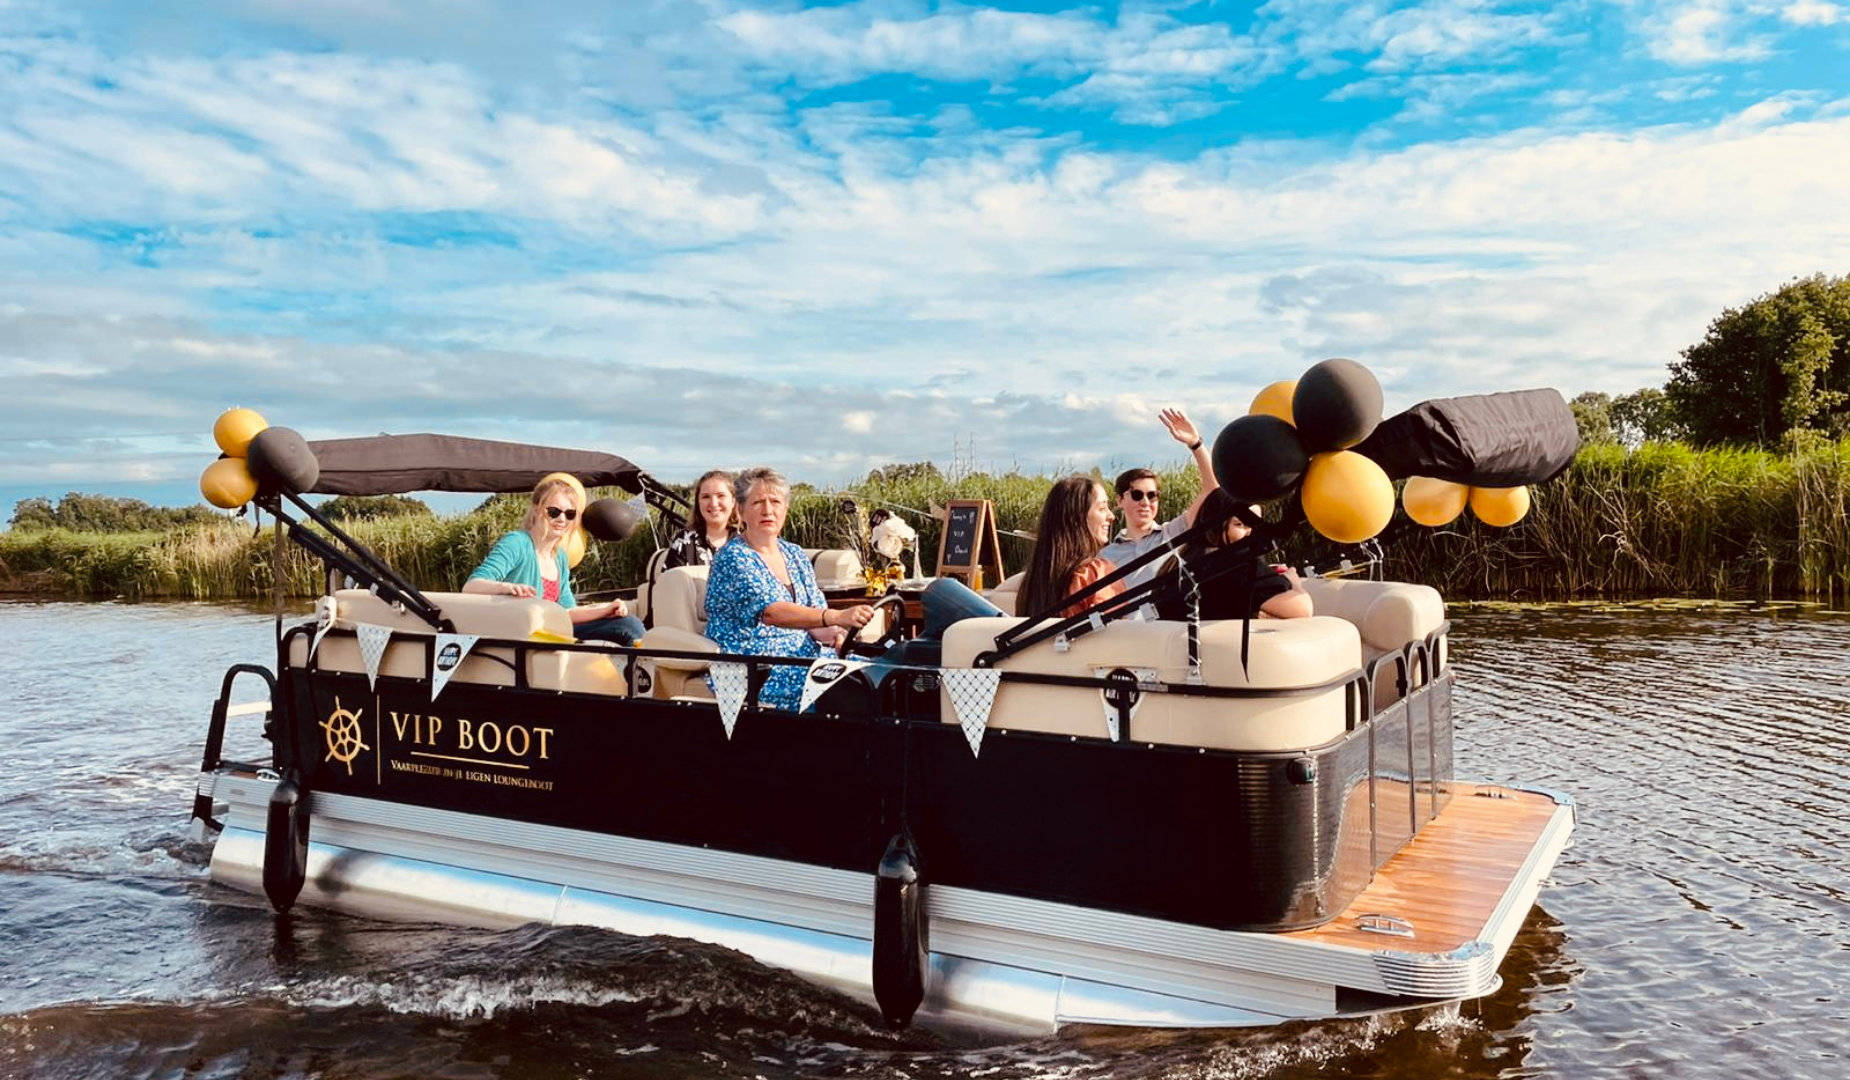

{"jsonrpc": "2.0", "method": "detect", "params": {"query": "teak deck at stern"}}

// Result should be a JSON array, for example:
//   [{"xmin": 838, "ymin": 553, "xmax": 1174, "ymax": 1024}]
[{"xmin": 1292, "ymin": 786, "xmax": 1567, "ymax": 955}]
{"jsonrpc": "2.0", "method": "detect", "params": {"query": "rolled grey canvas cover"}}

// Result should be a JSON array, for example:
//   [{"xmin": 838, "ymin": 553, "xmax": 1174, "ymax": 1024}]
[
  {"xmin": 305, "ymin": 434, "xmax": 645, "ymax": 495},
  {"xmin": 1354, "ymin": 389, "xmax": 1578, "ymax": 487}
]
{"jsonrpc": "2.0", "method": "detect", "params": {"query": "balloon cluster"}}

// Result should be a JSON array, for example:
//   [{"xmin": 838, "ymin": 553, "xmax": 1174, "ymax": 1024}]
[
  {"xmin": 1212, "ymin": 358, "xmax": 1393, "ymax": 544},
  {"xmin": 201, "ymin": 409, "xmax": 320, "ymax": 508},
  {"xmin": 1212, "ymin": 359, "xmax": 1529, "ymax": 544}
]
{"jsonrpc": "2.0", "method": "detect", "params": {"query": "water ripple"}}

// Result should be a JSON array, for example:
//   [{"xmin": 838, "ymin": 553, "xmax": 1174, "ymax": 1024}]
[{"xmin": 3, "ymin": 600, "xmax": 1848, "ymax": 1078}]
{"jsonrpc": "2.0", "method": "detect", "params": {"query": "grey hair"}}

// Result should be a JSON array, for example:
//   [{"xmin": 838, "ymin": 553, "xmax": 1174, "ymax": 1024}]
[{"xmin": 734, "ymin": 466, "xmax": 790, "ymax": 506}]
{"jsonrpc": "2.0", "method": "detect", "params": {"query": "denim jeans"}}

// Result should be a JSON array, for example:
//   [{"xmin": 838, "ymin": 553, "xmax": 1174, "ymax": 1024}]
[{"xmin": 575, "ymin": 614, "xmax": 646, "ymax": 646}]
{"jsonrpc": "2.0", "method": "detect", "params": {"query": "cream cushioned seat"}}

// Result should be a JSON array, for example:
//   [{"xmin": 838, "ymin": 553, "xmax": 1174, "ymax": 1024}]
[
  {"xmin": 293, "ymin": 589, "xmax": 625, "ymax": 696},
  {"xmin": 809, "ymin": 547, "xmax": 865, "ymax": 589},
  {"xmin": 1299, "ymin": 578, "xmax": 1445, "ymax": 707},
  {"xmin": 634, "ymin": 566, "xmax": 719, "ymax": 699},
  {"xmin": 940, "ymin": 615, "xmax": 1362, "ymax": 752},
  {"xmin": 632, "ymin": 547, "xmax": 673, "ymax": 626},
  {"xmin": 982, "ymin": 572, "xmax": 1024, "ymax": 616}
]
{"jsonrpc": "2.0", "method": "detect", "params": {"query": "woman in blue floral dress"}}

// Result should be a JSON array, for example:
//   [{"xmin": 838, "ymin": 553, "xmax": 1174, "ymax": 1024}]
[{"xmin": 704, "ymin": 467, "xmax": 875, "ymax": 711}]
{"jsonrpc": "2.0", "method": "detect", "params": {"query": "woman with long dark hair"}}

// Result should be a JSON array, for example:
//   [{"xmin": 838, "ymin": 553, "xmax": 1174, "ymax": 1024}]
[{"xmin": 1016, "ymin": 475, "xmax": 1125, "ymax": 618}]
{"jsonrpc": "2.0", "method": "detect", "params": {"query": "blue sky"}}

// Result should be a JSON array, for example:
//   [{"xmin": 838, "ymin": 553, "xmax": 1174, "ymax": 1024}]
[{"xmin": 2, "ymin": 0, "xmax": 1847, "ymax": 520}]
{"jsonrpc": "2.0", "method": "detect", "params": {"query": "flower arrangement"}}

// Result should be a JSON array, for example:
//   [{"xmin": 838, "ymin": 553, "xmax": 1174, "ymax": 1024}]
[{"xmin": 867, "ymin": 509, "xmax": 921, "ymax": 593}]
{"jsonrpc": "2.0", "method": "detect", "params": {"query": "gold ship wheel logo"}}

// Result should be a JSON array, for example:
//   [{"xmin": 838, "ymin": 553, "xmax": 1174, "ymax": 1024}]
[{"xmin": 320, "ymin": 696, "xmax": 370, "ymax": 776}]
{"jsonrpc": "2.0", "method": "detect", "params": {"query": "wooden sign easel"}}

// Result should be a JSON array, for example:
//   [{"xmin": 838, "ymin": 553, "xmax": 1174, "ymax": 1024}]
[{"xmin": 935, "ymin": 499, "xmax": 1006, "ymax": 591}]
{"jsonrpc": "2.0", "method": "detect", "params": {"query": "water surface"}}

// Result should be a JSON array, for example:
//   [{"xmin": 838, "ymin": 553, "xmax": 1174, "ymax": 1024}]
[{"xmin": 2, "ymin": 600, "xmax": 1846, "ymax": 1078}]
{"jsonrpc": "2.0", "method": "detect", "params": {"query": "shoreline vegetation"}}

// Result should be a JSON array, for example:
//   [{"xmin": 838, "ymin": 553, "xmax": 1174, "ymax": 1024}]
[{"xmin": 3, "ymin": 439, "xmax": 1847, "ymax": 605}]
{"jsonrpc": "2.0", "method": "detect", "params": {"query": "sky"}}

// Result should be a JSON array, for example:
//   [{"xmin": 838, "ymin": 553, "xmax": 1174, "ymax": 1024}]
[{"xmin": 2, "ymin": 0, "xmax": 1847, "ymax": 521}]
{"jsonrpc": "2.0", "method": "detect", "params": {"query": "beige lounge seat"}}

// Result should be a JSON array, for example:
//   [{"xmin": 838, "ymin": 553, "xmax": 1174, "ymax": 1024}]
[
  {"xmin": 635, "ymin": 566, "xmax": 719, "ymax": 699},
  {"xmin": 809, "ymin": 547, "xmax": 865, "ymax": 589},
  {"xmin": 1299, "ymin": 578, "xmax": 1445, "ymax": 706},
  {"xmin": 940, "ymin": 615, "xmax": 1362, "ymax": 752},
  {"xmin": 632, "ymin": 547, "xmax": 673, "ymax": 626},
  {"xmin": 292, "ymin": 589, "xmax": 626, "ymax": 696},
  {"xmin": 983, "ymin": 572, "xmax": 1025, "ymax": 616}
]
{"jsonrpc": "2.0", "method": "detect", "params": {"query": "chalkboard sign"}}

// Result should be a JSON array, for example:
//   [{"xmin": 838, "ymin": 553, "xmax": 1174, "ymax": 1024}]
[
  {"xmin": 935, "ymin": 499, "xmax": 1004, "ymax": 589},
  {"xmin": 943, "ymin": 505, "xmax": 979, "ymax": 566}
]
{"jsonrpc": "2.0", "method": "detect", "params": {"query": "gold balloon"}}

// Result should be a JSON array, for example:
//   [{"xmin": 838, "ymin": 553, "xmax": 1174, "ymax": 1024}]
[
  {"xmin": 538, "ymin": 471, "xmax": 590, "ymax": 568},
  {"xmin": 1469, "ymin": 485, "xmax": 1531, "ymax": 527},
  {"xmin": 1302, "ymin": 451, "xmax": 1394, "ymax": 544},
  {"xmin": 212, "ymin": 408, "xmax": 269, "ymax": 458},
  {"xmin": 1248, "ymin": 380, "xmax": 1297, "ymax": 425},
  {"xmin": 200, "ymin": 457, "xmax": 258, "ymax": 509},
  {"xmin": 1402, "ymin": 476, "xmax": 1469, "ymax": 527}
]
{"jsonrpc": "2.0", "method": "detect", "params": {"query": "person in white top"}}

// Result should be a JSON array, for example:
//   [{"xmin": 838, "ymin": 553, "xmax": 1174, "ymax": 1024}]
[{"xmin": 1095, "ymin": 408, "xmax": 1219, "ymax": 586}]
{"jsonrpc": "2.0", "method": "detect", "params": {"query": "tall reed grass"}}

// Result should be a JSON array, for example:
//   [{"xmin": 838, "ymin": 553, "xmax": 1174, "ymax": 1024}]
[
  {"xmin": 1376, "ymin": 439, "xmax": 1850, "ymax": 602},
  {"xmin": 3, "ymin": 442, "xmax": 1843, "ymax": 602}
]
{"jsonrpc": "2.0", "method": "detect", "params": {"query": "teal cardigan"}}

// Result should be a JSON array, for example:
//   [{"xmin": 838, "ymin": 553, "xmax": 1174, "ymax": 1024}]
[{"xmin": 468, "ymin": 530, "xmax": 576, "ymax": 608}]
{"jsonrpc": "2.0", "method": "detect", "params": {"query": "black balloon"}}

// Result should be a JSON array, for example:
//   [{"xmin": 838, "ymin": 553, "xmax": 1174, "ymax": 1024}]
[
  {"xmin": 1292, "ymin": 358, "xmax": 1384, "ymax": 452},
  {"xmin": 582, "ymin": 497, "xmax": 641, "ymax": 542},
  {"xmin": 245, "ymin": 426, "xmax": 320, "ymax": 495},
  {"xmin": 1211, "ymin": 414, "xmax": 1309, "ymax": 503}
]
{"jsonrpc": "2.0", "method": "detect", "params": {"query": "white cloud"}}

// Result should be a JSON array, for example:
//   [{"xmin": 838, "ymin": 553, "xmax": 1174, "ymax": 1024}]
[
  {"xmin": 1639, "ymin": 2, "xmax": 1777, "ymax": 63},
  {"xmin": 3, "ymin": 2, "xmax": 1849, "ymax": 508},
  {"xmin": 1781, "ymin": 0, "xmax": 1845, "ymax": 26}
]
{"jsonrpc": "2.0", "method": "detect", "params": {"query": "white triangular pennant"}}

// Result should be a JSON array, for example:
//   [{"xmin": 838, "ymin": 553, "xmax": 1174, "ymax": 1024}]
[
  {"xmin": 430, "ymin": 633, "xmax": 480, "ymax": 701},
  {"xmin": 355, "ymin": 623, "xmax": 393, "ymax": 690},
  {"xmin": 1095, "ymin": 667, "xmax": 1158, "ymax": 742},
  {"xmin": 310, "ymin": 595, "xmax": 337, "ymax": 661},
  {"xmin": 799, "ymin": 657, "xmax": 871, "ymax": 714},
  {"xmin": 710, "ymin": 661, "xmax": 749, "ymax": 739},
  {"xmin": 942, "ymin": 667, "xmax": 1001, "ymax": 757}
]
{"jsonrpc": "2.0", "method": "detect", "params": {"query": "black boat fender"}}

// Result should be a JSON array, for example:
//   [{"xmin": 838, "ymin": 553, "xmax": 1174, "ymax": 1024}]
[
  {"xmin": 872, "ymin": 832, "xmax": 929, "ymax": 1027},
  {"xmin": 262, "ymin": 770, "xmax": 311, "ymax": 914}
]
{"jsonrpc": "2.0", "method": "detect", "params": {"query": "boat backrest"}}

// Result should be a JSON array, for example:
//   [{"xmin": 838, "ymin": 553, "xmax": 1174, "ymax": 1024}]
[
  {"xmin": 295, "ymin": 589, "xmax": 626, "ymax": 695},
  {"xmin": 983, "ymin": 571, "xmax": 1025, "ymax": 615},
  {"xmin": 939, "ymin": 615, "xmax": 1362, "ymax": 752},
  {"xmin": 1299, "ymin": 578, "xmax": 1445, "ymax": 704},
  {"xmin": 810, "ymin": 547, "xmax": 864, "ymax": 588},
  {"xmin": 648, "ymin": 565, "xmax": 711, "ymax": 634},
  {"xmin": 632, "ymin": 565, "xmax": 717, "ymax": 699},
  {"xmin": 633, "ymin": 547, "xmax": 673, "ymax": 625},
  {"xmin": 333, "ymin": 588, "xmax": 571, "ymax": 639}
]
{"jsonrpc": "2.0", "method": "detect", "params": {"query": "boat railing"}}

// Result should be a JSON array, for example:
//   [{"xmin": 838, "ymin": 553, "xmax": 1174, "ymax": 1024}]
[
  {"xmin": 191, "ymin": 663, "xmax": 277, "ymax": 838},
  {"xmin": 286, "ymin": 612, "xmax": 1372, "ymax": 711},
  {"xmin": 280, "ymin": 617, "xmax": 1405, "ymax": 763}
]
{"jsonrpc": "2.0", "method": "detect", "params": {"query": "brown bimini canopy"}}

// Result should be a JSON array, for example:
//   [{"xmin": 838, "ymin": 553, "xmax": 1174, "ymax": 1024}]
[
  {"xmin": 305, "ymin": 434, "xmax": 646, "ymax": 496},
  {"xmin": 1354, "ymin": 389, "xmax": 1578, "ymax": 488}
]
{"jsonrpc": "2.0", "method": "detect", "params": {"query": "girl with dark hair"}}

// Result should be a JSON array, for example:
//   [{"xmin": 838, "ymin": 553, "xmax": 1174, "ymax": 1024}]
[
  {"xmin": 1016, "ymin": 476, "xmax": 1125, "ymax": 618},
  {"xmin": 664, "ymin": 469, "xmax": 739, "ymax": 569}
]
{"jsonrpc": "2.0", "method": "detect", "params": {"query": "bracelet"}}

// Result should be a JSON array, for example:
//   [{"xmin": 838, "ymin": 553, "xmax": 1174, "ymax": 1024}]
[
  {"xmin": 1187, "ymin": 439, "xmax": 1203, "ymax": 451},
  {"xmin": 819, "ymin": 607, "xmax": 832, "ymax": 629}
]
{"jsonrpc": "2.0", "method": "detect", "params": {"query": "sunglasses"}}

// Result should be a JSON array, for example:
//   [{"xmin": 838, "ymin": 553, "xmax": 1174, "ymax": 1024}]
[
  {"xmin": 1124, "ymin": 489, "xmax": 1160, "ymax": 503},
  {"xmin": 545, "ymin": 506, "xmax": 578, "ymax": 521}
]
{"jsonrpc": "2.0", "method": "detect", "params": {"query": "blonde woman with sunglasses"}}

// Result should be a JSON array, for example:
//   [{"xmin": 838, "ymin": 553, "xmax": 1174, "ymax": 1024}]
[{"xmin": 464, "ymin": 474, "xmax": 645, "ymax": 644}]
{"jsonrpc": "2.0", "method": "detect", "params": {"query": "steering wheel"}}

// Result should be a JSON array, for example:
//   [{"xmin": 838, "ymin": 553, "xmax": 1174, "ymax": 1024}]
[{"xmin": 843, "ymin": 591, "xmax": 910, "ymax": 656}]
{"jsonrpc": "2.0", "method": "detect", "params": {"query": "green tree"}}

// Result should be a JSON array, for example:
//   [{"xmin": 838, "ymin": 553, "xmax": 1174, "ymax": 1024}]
[
  {"xmin": 317, "ymin": 494, "xmax": 434, "ymax": 522},
  {"xmin": 1570, "ymin": 392, "xmax": 1615, "ymax": 445},
  {"xmin": 864, "ymin": 461, "xmax": 944, "ymax": 486},
  {"xmin": 8, "ymin": 497, "xmax": 56, "ymax": 531},
  {"xmin": 1610, "ymin": 387, "xmax": 1682, "ymax": 446},
  {"xmin": 7, "ymin": 492, "xmax": 220, "ymax": 532},
  {"xmin": 1667, "ymin": 274, "xmax": 1850, "ymax": 447}
]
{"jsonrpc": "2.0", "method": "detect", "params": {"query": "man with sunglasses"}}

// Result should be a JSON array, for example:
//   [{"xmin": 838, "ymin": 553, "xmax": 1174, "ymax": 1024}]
[{"xmin": 1097, "ymin": 408, "xmax": 1219, "ymax": 587}]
